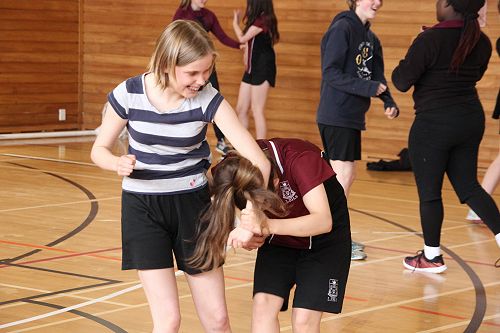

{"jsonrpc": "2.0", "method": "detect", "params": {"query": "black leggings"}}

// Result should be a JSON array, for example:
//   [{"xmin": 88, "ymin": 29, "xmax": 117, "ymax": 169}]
[{"xmin": 409, "ymin": 106, "xmax": 500, "ymax": 247}]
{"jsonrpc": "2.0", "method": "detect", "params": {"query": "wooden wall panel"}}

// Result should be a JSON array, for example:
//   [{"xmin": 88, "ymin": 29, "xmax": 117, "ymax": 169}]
[
  {"xmin": 1, "ymin": 0, "xmax": 496, "ymax": 167},
  {"xmin": 0, "ymin": 0, "xmax": 80, "ymax": 133}
]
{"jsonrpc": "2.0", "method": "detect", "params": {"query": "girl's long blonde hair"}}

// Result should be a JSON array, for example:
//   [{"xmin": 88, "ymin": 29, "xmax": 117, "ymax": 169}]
[
  {"xmin": 148, "ymin": 20, "xmax": 216, "ymax": 90},
  {"xmin": 189, "ymin": 153, "xmax": 286, "ymax": 271}
]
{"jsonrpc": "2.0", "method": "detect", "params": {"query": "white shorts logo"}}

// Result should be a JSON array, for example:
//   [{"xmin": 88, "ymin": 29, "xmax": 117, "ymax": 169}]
[{"xmin": 328, "ymin": 279, "xmax": 338, "ymax": 302}]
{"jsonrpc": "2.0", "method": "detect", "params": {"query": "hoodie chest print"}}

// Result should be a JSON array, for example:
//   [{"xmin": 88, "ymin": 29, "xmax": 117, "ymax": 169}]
[{"xmin": 356, "ymin": 41, "xmax": 373, "ymax": 80}]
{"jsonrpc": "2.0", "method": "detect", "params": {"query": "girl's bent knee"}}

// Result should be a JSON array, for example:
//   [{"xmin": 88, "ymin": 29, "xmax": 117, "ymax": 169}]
[
  {"xmin": 209, "ymin": 313, "xmax": 230, "ymax": 332},
  {"xmin": 153, "ymin": 317, "xmax": 181, "ymax": 333}
]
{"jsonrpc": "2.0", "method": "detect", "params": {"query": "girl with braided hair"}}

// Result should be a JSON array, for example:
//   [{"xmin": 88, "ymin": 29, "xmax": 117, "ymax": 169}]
[
  {"xmin": 190, "ymin": 138, "xmax": 351, "ymax": 332},
  {"xmin": 392, "ymin": 0, "xmax": 500, "ymax": 272}
]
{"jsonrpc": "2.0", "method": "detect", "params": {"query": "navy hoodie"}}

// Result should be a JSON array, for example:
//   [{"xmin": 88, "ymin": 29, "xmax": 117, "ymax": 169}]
[{"xmin": 317, "ymin": 10, "xmax": 397, "ymax": 130}]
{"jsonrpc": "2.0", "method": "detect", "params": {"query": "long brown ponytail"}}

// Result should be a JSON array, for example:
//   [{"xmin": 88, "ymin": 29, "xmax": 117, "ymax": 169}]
[
  {"xmin": 448, "ymin": 0, "xmax": 485, "ymax": 71},
  {"xmin": 188, "ymin": 153, "xmax": 286, "ymax": 271}
]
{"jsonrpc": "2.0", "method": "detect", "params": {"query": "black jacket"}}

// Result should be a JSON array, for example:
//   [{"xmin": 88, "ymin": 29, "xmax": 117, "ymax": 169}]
[{"xmin": 316, "ymin": 10, "xmax": 397, "ymax": 130}]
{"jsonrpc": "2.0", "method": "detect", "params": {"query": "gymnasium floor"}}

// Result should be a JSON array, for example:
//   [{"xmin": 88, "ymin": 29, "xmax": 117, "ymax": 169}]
[{"xmin": 0, "ymin": 137, "xmax": 499, "ymax": 332}]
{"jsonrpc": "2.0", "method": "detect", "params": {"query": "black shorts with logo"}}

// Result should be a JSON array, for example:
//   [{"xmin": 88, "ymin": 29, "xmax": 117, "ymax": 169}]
[
  {"xmin": 253, "ymin": 177, "xmax": 351, "ymax": 313},
  {"xmin": 120, "ymin": 186, "xmax": 210, "ymax": 275}
]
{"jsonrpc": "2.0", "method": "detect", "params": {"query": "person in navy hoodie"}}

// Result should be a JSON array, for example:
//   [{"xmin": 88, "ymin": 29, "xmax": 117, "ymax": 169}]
[
  {"xmin": 316, "ymin": 0, "xmax": 399, "ymax": 260},
  {"xmin": 392, "ymin": 0, "xmax": 500, "ymax": 273}
]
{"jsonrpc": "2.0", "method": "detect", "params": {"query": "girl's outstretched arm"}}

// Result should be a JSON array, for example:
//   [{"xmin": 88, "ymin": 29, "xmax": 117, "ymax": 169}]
[{"xmin": 213, "ymin": 100, "xmax": 270, "ymax": 186}]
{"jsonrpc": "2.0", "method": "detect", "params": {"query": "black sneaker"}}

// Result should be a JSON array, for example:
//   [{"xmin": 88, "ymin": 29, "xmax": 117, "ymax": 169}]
[{"xmin": 403, "ymin": 250, "xmax": 447, "ymax": 273}]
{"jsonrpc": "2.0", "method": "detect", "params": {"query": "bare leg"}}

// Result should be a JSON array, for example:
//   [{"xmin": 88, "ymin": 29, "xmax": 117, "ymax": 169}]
[
  {"xmin": 250, "ymin": 81, "xmax": 271, "ymax": 139},
  {"xmin": 291, "ymin": 308, "xmax": 322, "ymax": 333},
  {"xmin": 467, "ymin": 152, "xmax": 500, "ymax": 221},
  {"xmin": 252, "ymin": 293, "xmax": 283, "ymax": 333},
  {"xmin": 330, "ymin": 160, "xmax": 356, "ymax": 198},
  {"xmin": 138, "ymin": 268, "xmax": 181, "ymax": 333},
  {"xmin": 186, "ymin": 267, "xmax": 231, "ymax": 333},
  {"xmin": 480, "ymin": 153, "xmax": 500, "ymax": 194},
  {"xmin": 235, "ymin": 82, "xmax": 252, "ymax": 130},
  {"xmin": 330, "ymin": 159, "xmax": 366, "ymax": 257}
]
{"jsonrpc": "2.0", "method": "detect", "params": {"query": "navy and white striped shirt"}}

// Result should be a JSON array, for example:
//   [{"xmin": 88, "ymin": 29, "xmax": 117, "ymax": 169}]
[{"xmin": 108, "ymin": 73, "xmax": 224, "ymax": 194}]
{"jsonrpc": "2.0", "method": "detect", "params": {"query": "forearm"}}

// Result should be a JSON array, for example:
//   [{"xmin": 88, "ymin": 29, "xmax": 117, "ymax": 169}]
[
  {"xmin": 267, "ymin": 213, "xmax": 332, "ymax": 237},
  {"xmin": 91, "ymin": 146, "xmax": 120, "ymax": 172},
  {"xmin": 212, "ymin": 21, "xmax": 240, "ymax": 48},
  {"xmin": 378, "ymin": 89, "xmax": 397, "ymax": 108},
  {"xmin": 323, "ymin": 66, "xmax": 379, "ymax": 97},
  {"xmin": 232, "ymin": 22, "xmax": 243, "ymax": 42}
]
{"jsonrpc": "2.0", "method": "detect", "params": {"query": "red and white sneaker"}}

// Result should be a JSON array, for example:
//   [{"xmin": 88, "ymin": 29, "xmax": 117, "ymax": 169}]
[
  {"xmin": 403, "ymin": 250, "xmax": 447, "ymax": 273},
  {"xmin": 466, "ymin": 209, "xmax": 484, "ymax": 225}
]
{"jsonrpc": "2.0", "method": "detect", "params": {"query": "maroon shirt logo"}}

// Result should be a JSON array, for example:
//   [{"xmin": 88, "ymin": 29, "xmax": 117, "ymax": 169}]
[{"xmin": 279, "ymin": 180, "xmax": 298, "ymax": 203}]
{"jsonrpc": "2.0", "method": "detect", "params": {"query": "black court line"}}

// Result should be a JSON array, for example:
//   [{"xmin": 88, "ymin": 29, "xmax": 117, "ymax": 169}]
[
  {"xmin": 0, "ymin": 261, "xmax": 119, "ymax": 283},
  {"xmin": 351, "ymin": 207, "xmax": 486, "ymax": 333},
  {"xmin": 0, "ymin": 262, "xmax": 121, "ymax": 307},
  {"xmin": 0, "ymin": 281, "xmax": 117, "ymax": 307},
  {"xmin": 2, "ymin": 162, "xmax": 98, "ymax": 263},
  {"xmin": 25, "ymin": 299, "xmax": 128, "ymax": 333},
  {"xmin": 0, "ymin": 161, "xmax": 126, "ymax": 330}
]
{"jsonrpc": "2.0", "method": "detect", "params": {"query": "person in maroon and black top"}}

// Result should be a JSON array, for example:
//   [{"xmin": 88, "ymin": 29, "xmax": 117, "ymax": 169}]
[
  {"xmin": 173, "ymin": 0, "xmax": 242, "ymax": 155},
  {"xmin": 189, "ymin": 138, "xmax": 351, "ymax": 332},
  {"xmin": 392, "ymin": 0, "xmax": 500, "ymax": 273},
  {"xmin": 232, "ymin": 0, "xmax": 279, "ymax": 139}
]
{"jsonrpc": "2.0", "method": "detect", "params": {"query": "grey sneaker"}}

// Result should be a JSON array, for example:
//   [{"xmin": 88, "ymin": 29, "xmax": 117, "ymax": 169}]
[
  {"xmin": 351, "ymin": 249, "xmax": 367, "ymax": 261},
  {"xmin": 352, "ymin": 241, "xmax": 365, "ymax": 251},
  {"xmin": 216, "ymin": 139, "xmax": 229, "ymax": 155}
]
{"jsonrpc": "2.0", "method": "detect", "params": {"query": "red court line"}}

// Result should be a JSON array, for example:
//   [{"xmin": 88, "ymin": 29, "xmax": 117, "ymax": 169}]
[
  {"xmin": 365, "ymin": 245, "xmax": 495, "ymax": 267},
  {"xmin": 399, "ymin": 305, "xmax": 465, "ymax": 320},
  {"xmin": 0, "ymin": 239, "xmax": 75, "ymax": 253},
  {"xmin": 0, "ymin": 245, "xmax": 121, "ymax": 268},
  {"xmin": 0, "ymin": 239, "xmax": 121, "ymax": 261},
  {"xmin": 224, "ymin": 276, "xmax": 253, "ymax": 283},
  {"xmin": 400, "ymin": 305, "xmax": 500, "ymax": 327}
]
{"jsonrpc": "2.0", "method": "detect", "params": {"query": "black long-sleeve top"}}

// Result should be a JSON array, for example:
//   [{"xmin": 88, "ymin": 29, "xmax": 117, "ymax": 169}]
[{"xmin": 392, "ymin": 20, "xmax": 492, "ymax": 114}]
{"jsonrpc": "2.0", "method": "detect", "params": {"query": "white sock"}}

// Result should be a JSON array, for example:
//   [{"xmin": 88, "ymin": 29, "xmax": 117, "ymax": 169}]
[
  {"xmin": 495, "ymin": 233, "xmax": 500, "ymax": 248},
  {"xmin": 424, "ymin": 245, "xmax": 441, "ymax": 260}
]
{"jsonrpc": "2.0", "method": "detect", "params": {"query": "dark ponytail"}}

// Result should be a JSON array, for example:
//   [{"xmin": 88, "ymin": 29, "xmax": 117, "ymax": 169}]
[{"xmin": 448, "ymin": 0, "xmax": 485, "ymax": 71}]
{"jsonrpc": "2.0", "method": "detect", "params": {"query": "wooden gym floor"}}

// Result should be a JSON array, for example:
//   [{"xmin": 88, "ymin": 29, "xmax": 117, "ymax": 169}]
[{"xmin": 0, "ymin": 137, "xmax": 499, "ymax": 333}]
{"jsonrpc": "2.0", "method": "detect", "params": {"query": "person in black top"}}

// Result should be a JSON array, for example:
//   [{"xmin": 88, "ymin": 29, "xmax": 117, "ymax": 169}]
[{"xmin": 392, "ymin": 0, "xmax": 500, "ymax": 273}]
